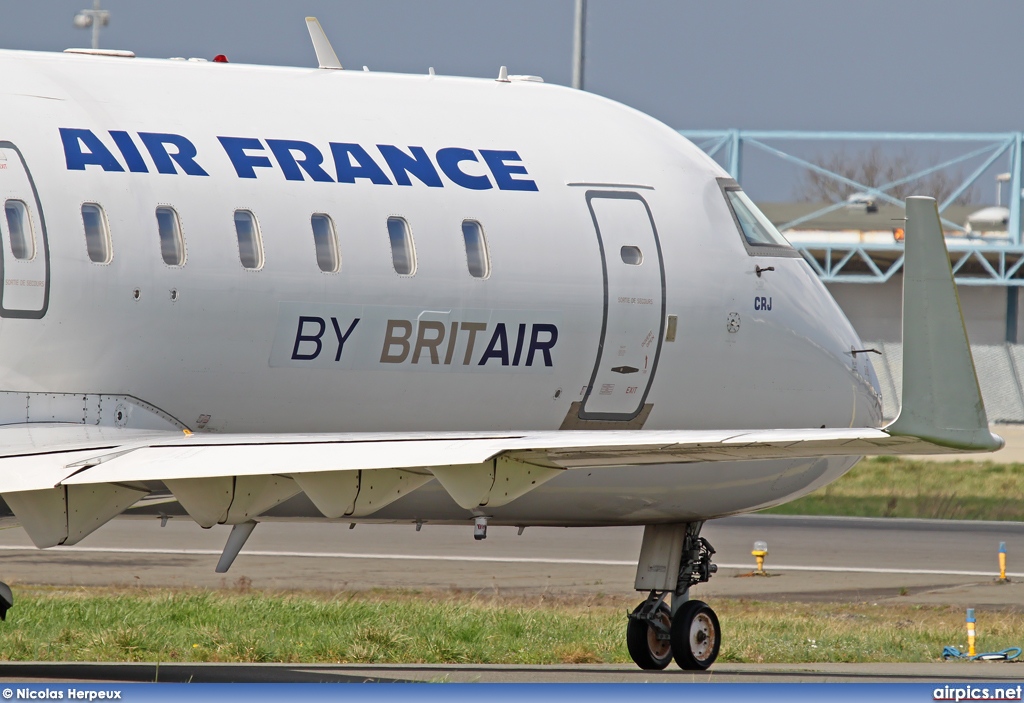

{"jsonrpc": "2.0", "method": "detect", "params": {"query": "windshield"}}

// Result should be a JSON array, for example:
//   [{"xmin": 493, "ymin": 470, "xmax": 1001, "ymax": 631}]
[{"xmin": 724, "ymin": 187, "xmax": 792, "ymax": 248}]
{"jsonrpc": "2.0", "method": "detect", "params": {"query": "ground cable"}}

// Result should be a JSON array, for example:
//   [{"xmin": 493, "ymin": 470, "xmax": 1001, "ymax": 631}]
[{"xmin": 942, "ymin": 645, "xmax": 1021, "ymax": 661}]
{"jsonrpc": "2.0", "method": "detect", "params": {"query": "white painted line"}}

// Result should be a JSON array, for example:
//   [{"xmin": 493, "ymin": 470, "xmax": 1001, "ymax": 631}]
[
  {"xmin": 715, "ymin": 563, "xmax": 1024, "ymax": 578},
  {"xmin": 0, "ymin": 545, "xmax": 635, "ymax": 567},
  {"xmin": 0, "ymin": 544, "xmax": 1020, "ymax": 578}
]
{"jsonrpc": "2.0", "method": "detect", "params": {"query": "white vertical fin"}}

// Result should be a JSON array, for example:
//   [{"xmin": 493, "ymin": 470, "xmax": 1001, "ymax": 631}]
[
  {"xmin": 885, "ymin": 197, "xmax": 1003, "ymax": 451},
  {"xmin": 305, "ymin": 17, "xmax": 343, "ymax": 70}
]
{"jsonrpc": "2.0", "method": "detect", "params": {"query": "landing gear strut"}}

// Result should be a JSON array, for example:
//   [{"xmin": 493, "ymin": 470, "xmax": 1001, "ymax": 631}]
[{"xmin": 626, "ymin": 522, "xmax": 720, "ymax": 670}]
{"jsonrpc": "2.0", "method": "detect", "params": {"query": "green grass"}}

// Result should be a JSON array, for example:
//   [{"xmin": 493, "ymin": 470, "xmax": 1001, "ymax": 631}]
[
  {"xmin": 761, "ymin": 457, "xmax": 1024, "ymax": 521},
  {"xmin": 0, "ymin": 586, "xmax": 1021, "ymax": 664}
]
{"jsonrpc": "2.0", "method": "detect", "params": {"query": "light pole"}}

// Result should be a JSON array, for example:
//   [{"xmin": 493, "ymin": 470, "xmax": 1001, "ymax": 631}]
[
  {"xmin": 73, "ymin": 0, "xmax": 110, "ymax": 51},
  {"xmin": 571, "ymin": 0, "xmax": 587, "ymax": 89}
]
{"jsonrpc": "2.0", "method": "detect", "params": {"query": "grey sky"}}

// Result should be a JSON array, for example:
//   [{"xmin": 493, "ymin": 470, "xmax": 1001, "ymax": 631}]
[{"xmin": 1, "ymin": 1, "xmax": 1021, "ymax": 199}]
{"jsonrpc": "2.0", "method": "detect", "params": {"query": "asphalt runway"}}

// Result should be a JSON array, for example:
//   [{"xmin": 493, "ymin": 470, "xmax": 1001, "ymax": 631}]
[{"xmin": 0, "ymin": 514, "xmax": 1021, "ymax": 605}]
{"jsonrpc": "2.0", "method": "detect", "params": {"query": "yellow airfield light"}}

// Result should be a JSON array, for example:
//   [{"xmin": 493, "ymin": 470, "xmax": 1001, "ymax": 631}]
[{"xmin": 751, "ymin": 540, "xmax": 768, "ymax": 576}]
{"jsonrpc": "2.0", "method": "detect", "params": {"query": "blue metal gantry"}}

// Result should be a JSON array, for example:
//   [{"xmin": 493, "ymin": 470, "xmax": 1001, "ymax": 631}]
[{"xmin": 679, "ymin": 130, "xmax": 1024, "ymax": 287}]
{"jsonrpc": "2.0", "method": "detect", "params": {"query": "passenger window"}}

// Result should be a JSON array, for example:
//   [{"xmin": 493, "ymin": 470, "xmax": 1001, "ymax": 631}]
[
  {"xmin": 311, "ymin": 214, "xmax": 340, "ymax": 273},
  {"xmin": 461, "ymin": 220, "xmax": 490, "ymax": 278},
  {"xmin": 234, "ymin": 210, "xmax": 263, "ymax": 270},
  {"xmin": 155, "ymin": 206, "xmax": 185, "ymax": 266},
  {"xmin": 4, "ymin": 200, "xmax": 34, "ymax": 260},
  {"xmin": 620, "ymin": 246, "xmax": 643, "ymax": 265},
  {"xmin": 387, "ymin": 217, "xmax": 415, "ymax": 275},
  {"xmin": 81, "ymin": 203, "xmax": 111, "ymax": 263}
]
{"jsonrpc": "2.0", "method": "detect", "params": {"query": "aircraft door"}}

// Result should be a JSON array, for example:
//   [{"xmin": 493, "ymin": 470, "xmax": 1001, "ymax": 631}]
[
  {"xmin": 0, "ymin": 142, "xmax": 48, "ymax": 318},
  {"xmin": 580, "ymin": 191, "xmax": 666, "ymax": 420}
]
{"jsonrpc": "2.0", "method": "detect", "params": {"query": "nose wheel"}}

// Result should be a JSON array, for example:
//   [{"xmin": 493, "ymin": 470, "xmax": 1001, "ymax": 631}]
[
  {"xmin": 626, "ymin": 596, "xmax": 721, "ymax": 670},
  {"xmin": 626, "ymin": 599, "xmax": 673, "ymax": 670},
  {"xmin": 671, "ymin": 599, "xmax": 720, "ymax": 670}
]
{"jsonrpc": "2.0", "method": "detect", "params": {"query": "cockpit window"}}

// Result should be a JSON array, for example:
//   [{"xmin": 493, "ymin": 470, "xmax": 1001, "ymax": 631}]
[{"xmin": 719, "ymin": 179, "xmax": 797, "ymax": 256}]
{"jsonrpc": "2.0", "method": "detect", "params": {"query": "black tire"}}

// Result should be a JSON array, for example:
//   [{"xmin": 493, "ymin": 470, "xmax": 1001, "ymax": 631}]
[
  {"xmin": 670, "ymin": 600, "xmax": 721, "ymax": 670},
  {"xmin": 626, "ymin": 601, "xmax": 673, "ymax": 670}
]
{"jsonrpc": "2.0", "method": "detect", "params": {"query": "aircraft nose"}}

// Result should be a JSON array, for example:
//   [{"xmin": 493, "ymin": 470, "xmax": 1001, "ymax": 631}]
[{"xmin": 772, "ymin": 262, "xmax": 884, "ymax": 429}]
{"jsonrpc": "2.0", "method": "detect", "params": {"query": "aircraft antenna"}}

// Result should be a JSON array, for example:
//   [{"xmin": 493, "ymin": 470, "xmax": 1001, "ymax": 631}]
[
  {"xmin": 305, "ymin": 17, "xmax": 343, "ymax": 70},
  {"xmin": 73, "ymin": 0, "xmax": 110, "ymax": 51},
  {"xmin": 571, "ymin": 0, "xmax": 587, "ymax": 89}
]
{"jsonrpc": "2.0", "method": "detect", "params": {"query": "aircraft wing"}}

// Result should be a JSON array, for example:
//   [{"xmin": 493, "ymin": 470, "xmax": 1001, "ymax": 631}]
[
  {"xmin": 0, "ymin": 197, "xmax": 1002, "ymax": 548},
  {"xmin": 0, "ymin": 420, "xmax": 999, "ymax": 550},
  {"xmin": 42, "ymin": 424, "xmax": 994, "ymax": 487}
]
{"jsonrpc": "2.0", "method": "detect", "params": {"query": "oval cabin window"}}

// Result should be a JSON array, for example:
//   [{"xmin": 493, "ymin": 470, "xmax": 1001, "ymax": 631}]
[
  {"xmin": 155, "ymin": 206, "xmax": 185, "ymax": 266},
  {"xmin": 81, "ymin": 203, "xmax": 111, "ymax": 263},
  {"xmin": 4, "ymin": 200, "xmax": 34, "ymax": 261},
  {"xmin": 311, "ymin": 214, "xmax": 340, "ymax": 273},
  {"xmin": 387, "ymin": 217, "xmax": 415, "ymax": 275},
  {"xmin": 462, "ymin": 220, "xmax": 490, "ymax": 278},
  {"xmin": 620, "ymin": 245, "xmax": 643, "ymax": 265},
  {"xmin": 234, "ymin": 210, "xmax": 264, "ymax": 270}
]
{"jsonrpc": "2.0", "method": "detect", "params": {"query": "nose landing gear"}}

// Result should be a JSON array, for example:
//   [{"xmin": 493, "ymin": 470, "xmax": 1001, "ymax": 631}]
[
  {"xmin": 626, "ymin": 522, "xmax": 720, "ymax": 670},
  {"xmin": 626, "ymin": 593, "xmax": 673, "ymax": 669}
]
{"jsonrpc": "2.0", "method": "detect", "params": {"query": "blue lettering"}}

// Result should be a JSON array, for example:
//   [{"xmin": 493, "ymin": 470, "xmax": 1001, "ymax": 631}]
[
  {"xmin": 436, "ymin": 148, "xmax": 492, "ymax": 190},
  {"xmin": 478, "ymin": 323, "xmax": 510, "ymax": 366},
  {"xmin": 291, "ymin": 316, "xmax": 326, "ymax": 360},
  {"xmin": 480, "ymin": 149, "xmax": 537, "ymax": 191},
  {"xmin": 511, "ymin": 323, "xmax": 527, "ymax": 366},
  {"xmin": 218, "ymin": 136, "xmax": 273, "ymax": 179},
  {"xmin": 267, "ymin": 139, "xmax": 334, "ymax": 183},
  {"xmin": 377, "ymin": 145, "xmax": 443, "ymax": 187},
  {"xmin": 329, "ymin": 143, "xmax": 392, "ymax": 185},
  {"xmin": 60, "ymin": 128, "xmax": 124, "ymax": 172},
  {"xmin": 754, "ymin": 296, "xmax": 772, "ymax": 311},
  {"xmin": 63, "ymin": 127, "xmax": 541, "ymax": 194},
  {"xmin": 330, "ymin": 317, "xmax": 359, "ymax": 362},
  {"xmin": 109, "ymin": 131, "xmax": 148, "ymax": 173},
  {"xmin": 526, "ymin": 324, "xmax": 558, "ymax": 367},
  {"xmin": 138, "ymin": 132, "xmax": 208, "ymax": 176}
]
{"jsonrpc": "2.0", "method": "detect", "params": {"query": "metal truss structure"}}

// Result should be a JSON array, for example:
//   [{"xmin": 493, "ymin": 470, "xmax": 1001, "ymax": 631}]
[{"xmin": 680, "ymin": 130, "xmax": 1024, "ymax": 286}]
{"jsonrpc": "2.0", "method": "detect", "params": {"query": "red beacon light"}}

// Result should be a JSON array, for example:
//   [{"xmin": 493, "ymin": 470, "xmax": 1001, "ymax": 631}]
[{"xmin": 213, "ymin": 54, "xmax": 229, "ymax": 63}]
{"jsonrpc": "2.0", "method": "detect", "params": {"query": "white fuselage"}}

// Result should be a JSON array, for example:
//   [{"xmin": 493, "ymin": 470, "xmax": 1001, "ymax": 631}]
[{"xmin": 0, "ymin": 50, "xmax": 881, "ymax": 525}]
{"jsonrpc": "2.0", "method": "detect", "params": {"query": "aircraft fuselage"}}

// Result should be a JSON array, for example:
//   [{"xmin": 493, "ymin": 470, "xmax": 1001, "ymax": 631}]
[{"xmin": 0, "ymin": 50, "xmax": 881, "ymax": 525}]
